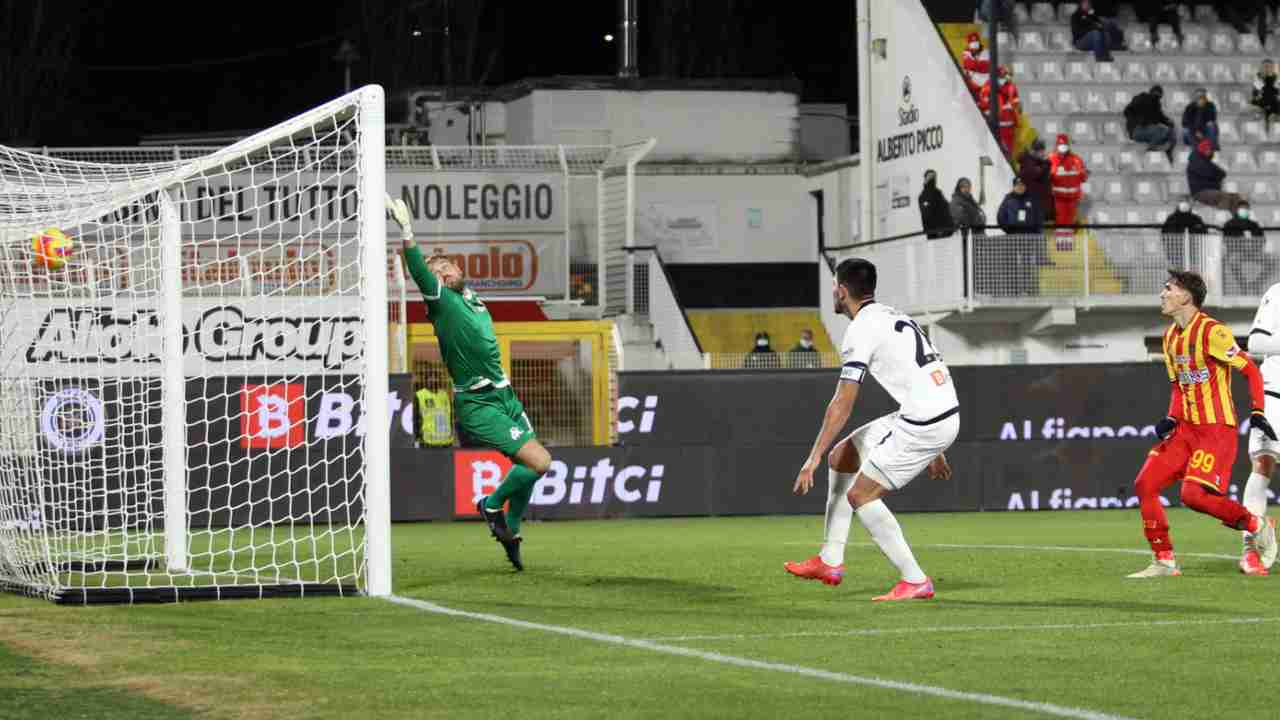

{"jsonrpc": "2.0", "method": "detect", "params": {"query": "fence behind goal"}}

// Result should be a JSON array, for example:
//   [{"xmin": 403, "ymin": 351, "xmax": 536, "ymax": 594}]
[{"xmin": 0, "ymin": 86, "xmax": 390, "ymax": 604}]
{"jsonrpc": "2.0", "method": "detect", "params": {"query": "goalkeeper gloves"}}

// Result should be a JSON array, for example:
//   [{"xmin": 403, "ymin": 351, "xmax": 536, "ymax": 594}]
[
  {"xmin": 1251, "ymin": 409, "xmax": 1278, "ymax": 442},
  {"xmin": 385, "ymin": 194, "xmax": 414, "ymax": 240},
  {"xmin": 1155, "ymin": 416, "xmax": 1177, "ymax": 440}
]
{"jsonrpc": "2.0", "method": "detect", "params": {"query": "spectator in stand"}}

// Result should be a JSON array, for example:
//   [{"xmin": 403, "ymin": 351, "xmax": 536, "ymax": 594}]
[
  {"xmin": 979, "ymin": 66, "xmax": 1021, "ymax": 156},
  {"xmin": 961, "ymin": 32, "xmax": 990, "ymax": 100},
  {"xmin": 744, "ymin": 331, "xmax": 780, "ymax": 370},
  {"xmin": 998, "ymin": 176, "xmax": 1046, "ymax": 295},
  {"xmin": 1253, "ymin": 59, "xmax": 1280, "ymax": 127},
  {"xmin": 787, "ymin": 329, "xmax": 821, "ymax": 369},
  {"xmin": 1181, "ymin": 88, "xmax": 1219, "ymax": 149},
  {"xmin": 950, "ymin": 177, "xmax": 986, "ymax": 239},
  {"xmin": 1017, "ymin": 137, "xmax": 1052, "ymax": 217},
  {"xmin": 1136, "ymin": 1, "xmax": 1184, "ymax": 45},
  {"xmin": 1071, "ymin": 0, "xmax": 1126, "ymax": 62},
  {"xmin": 1187, "ymin": 138, "xmax": 1245, "ymax": 210},
  {"xmin": 1223, "ymin": 200, "xmax": 1268, "ymax": 296},
  {"xmin": 1049, "ymin": 133, "xmax": 1088, "ymax": 235},
  {"xmin": 1124, "ymin": 85, "xmax": 1177, "ymax": 160},
  {"xmin": 977, "ymin": 0, "xmax": 1018, "ymax": 34},
  {"xmin": 1160, "ymin": 196, "xmax": 1209, "ymax": 269},
  {"xmin": 918, "ymin": 168, "xmax": 953, "ymax": 238}
]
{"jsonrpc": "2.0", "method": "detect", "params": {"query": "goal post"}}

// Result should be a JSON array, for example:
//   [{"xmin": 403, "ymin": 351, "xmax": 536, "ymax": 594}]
[{"xmin": 0, "ymin": 85, "xmax": 390, "ymax": 604}]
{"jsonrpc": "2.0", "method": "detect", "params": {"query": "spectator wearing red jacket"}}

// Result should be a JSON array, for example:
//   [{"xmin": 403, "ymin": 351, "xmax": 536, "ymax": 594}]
[
  {"xmin": 1049, "ymin": 133, "xmax": 1088, "ymax": 233},
  {"xmin": 979, "ymin": 66, "xmax": 1021, "ymax": 155},
  {"xmin": 961, "ymin": 32, "xmax": 990, "ymax": 98}
]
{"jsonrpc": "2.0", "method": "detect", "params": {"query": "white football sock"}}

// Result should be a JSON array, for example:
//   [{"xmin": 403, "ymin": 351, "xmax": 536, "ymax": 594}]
[
  {"xmin": 1244, "ymin": 471, "xmax": 1271, "ymax": 548},
  {"xmin": 819, "ymin": 468, "xmax": 856, "ymax": 566},
  {"xmin": 855, "ymin": 499, "xmax": 927, "ymax": 583}
]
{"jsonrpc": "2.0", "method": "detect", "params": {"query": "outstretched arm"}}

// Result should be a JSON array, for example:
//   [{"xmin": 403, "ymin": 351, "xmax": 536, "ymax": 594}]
[
  {"xmin": 386, "ymin": 194, "xmax": 440, "ymax": 299},
  {"xmin": 793, "ymin": 380, "xmax": 859, "ymax": 495}
]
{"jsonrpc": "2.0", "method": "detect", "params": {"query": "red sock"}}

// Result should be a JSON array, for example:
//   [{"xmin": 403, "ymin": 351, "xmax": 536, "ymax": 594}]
[
  {"xmin": 1136, "ymin": 462, "xmax": 1175, "ymax": 554},
  {"xmin": 1180, "ymin": 482, "xmax": 1253, "ymax": 530}
]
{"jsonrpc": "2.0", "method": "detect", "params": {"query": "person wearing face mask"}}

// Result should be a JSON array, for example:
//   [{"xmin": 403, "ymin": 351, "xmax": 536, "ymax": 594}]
[
  {"xmin": 1124, "ymin": 85, "xmax": 1176, "ymax": 160},
  {"xmin": 918, "ymin": 169, "xmax": 953, "ymax": 239},
  {"xmin": 1161, "ymin": 197, "xmax": 1208, "ymax": 270},
  {"xmin": 1187, "ymin": 138, "xmax": 1243, "ymax": 210},
  {"xmin": 978, "ymin": 66, "xmax": 1021, "ymax": 155},
  {"xmin": 1017, "ymin": 138, "xmax": 1052, "ymax": 220},
  {"xmin": 961, "ymin": 32, "xmax": 990, "ymax": 99},
  {"xmin": 788, "ymin": 328, "xmax": 822, "ymax": 369},
  {"xmin": 1071, "ymin": 0, "xmax": 1125, "ymax": 62},
  {"xmin": 1049, "ymin": 133, "xmax": 1088, "ymax": 237},
  {"xmin": 1224, "ymin": 202, "xmax": 1268, "ymax": 296},
  {"xmin": 998, "ymin": 177, "xmax": 1046, "ymax": 295},
  {"xmin": 745, "ymin": 331, "xmax": 780, "ymax": 370},
  {"xmin": 1181, "ymin": 88, "xmax": 1219, "ymax": 149},
  {"xmin": 950, "ymin": 177, "xmax": 989, "ymax": 293}
]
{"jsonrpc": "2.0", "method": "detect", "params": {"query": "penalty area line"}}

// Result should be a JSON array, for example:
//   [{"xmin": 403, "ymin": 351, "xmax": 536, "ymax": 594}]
[
  {"xmin": 386, "ymin": 594, "xmax": 1135, "ymax": 720},
  {"xmin": 781, "ymin": 541, "xmax": 1238, "ymax": 561}
]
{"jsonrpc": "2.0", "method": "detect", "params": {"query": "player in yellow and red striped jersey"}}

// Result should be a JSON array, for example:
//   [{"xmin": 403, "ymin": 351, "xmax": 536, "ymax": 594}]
[{"xmin": 1129, "ymin": 270, "xmax": 1280, "ymax": 578}]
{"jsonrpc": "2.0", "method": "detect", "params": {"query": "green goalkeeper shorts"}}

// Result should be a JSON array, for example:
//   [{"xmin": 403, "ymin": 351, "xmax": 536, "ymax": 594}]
[{"xmin": 454, "ymin": 385, "xmax": 537, "ymax": 457}]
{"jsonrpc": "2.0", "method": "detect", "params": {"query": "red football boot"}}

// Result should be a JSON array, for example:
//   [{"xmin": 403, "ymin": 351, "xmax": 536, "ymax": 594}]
[
  {"xmin": 872, "ymin": 577, "xmax": 935, "ymax": 602},
  {"xmin": 783, "ymin": 555, "xmax": 844, "ymax": 586}
]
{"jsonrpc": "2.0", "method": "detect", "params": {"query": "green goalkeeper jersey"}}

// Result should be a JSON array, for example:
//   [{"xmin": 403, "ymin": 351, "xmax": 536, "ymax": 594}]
[{"xmin": 404, "ymin": 245, "xmax": 506, "ymax": 393}]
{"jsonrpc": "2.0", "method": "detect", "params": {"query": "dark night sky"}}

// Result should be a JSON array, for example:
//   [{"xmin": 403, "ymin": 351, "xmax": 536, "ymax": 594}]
[{"xmin": 28, "ymin": 1, "xmax": 854, "ymax": 145}]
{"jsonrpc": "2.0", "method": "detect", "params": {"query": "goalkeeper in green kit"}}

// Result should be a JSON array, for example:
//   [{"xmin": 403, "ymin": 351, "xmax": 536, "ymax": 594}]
[{"xmin": 388, "ymin": 195, "xmax": 551, "ymax": 571}]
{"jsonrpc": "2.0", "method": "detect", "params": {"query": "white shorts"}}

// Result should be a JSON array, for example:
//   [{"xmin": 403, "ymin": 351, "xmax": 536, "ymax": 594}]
[
  {"xmin": 846, "ymin": 408, "xmax": 960, "ymax": 491},
  {"xmin": 1249, "ymin": 392, "xmax": 1280, "ymax": 460}
]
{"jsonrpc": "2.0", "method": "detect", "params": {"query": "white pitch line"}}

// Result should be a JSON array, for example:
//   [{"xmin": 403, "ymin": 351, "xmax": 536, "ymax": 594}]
[
  {"xmin": 782, "ymin": 541, "xmax": 1238, "ymax": 561},
  {"xmin": 649, "ymin": 615, "xmax": 1280, "ymax": 643},
  {"xmin": 387, "ymin": 595, "xmax": 1136, "ymax": 720}
]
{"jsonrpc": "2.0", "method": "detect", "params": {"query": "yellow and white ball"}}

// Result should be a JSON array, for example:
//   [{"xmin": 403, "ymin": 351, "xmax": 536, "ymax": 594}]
[{"xmin": 32, "ymin": 228, "xmax": 73, "ymax": 270}]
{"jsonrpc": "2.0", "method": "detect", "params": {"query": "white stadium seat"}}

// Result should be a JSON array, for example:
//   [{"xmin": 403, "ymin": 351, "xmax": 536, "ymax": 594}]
[
  {"xmin": 1102, "ymin": 178, "xmax": 1129, "ymax": 204},
  {"xmin": 1144, "ymin": 151, "xmax": 1172, "ymax": 174},
  {"xmin": 1213, "ymin": 209, "xmax": 1233, "ymax": 225},
  {"xmin": 1153, "ymin": 61, "xmax": 1179, "ymax": 83},
  {"xmin": 1134, "ymin": 179, "xmax": 1163, "ymax": 204},
  {"xmin": 1083, "ymin": 90, "xmax": 1109, "ymax": 113},
  {"xmin": 1055, "ymin": 89, "xmax": 1081, "ymax": 114},
  {"xmin": 1116, "ymin": 150, "xmax": 1143, "ymax": 172},
  {"xmin": 1058, "ymin": 3, "xmax": 1078, "ymax": 21},
  {"xmin": 1038, "ymin": 59, "xmax": 1065, "ymax": 83},
  {"xmin": 1249, "ymin": 181, "xmax": 1276, "ymax": 204},
  {"xmin": 1101, "ymin": 119, "xmax": 1128, "ymax": 142},
  {"xmin": 1123, "ymin": 62, "xmax": 1151, "ymax": 83},
  {"xmin": 1128, "ymin": 28, "xmax": 1155, "ymax": 54},
  {"xmin": 1210, "ymin": 31, "xmax": 1236, "ymax": 55},
  {"xmin": 1112, "ymin": 88, "xmax": 1134, "ymax": 111},
  {"xmin": 1010, "ymin": 60, "xmax": 1034, "ymax": 83},
  {"xmin": 1048, "ymin": 29, "xmax": 1074, "ymax": 53},
  {"xmin": 1244, "ymin": 120, "xmax": 1268, "ymax": 144},
  {"xmin": 1091, "ymin": 206, "xmax": 1119, "ymax": 224},
  {"xmin": 1219, "ymin": 119, "xmax": 1242, "ymax": 144},
  {"xmin": 1173, "ymin": 149, "xmax": 1191, "ymax": 172},
  {"xmin": 1152, "ymin": 208, "xmax": 1171, "ymax": 225},
  {"xmin": 1019, "ymin": 30, "xmax": 1046, "ymax": 53},
  {"xmin": 1042, "ymin": 118, "xmax": 1066, "ymax": 141},
  {"xmin": 1268, "ymin": 124, "xmax": 1280, "ymax": 144},
  {"xmin": 1070, "ymin": 119, "xmax": 1097, "ymax": 143},
  {"xmin": 1260, "ymin": 150, "xmax": 1280, "ymax": 173},
  {"xmin": 998, "ymin": 30, "xmax": 1016, "ymax": 50},
  {"xmin": 1155, "ymin": 31, "xmax": 1179, "ymax": 54},
  {"xmin": 1166, "ymin": 176, "xmax": 1189, "ymax": 199},
  {"xmin": 1170, "ymin": 89, "xmax": 1191, "ymax": 110},
  {"xmin": 1025, "ymin": 90, "xmax": 1053, "ymax": 115},
  {"xmin": 1230, "ymin": 150, "xmax": 1258, "ymax": 173},
  {"xmin": 1086, "ymin": 150, "xmax": 1116, "ymax": 172},
  {"xmin": 1194, "ymin": 4, "xmax": 1218, "ymax": 22},
  {"xmin": 1094, "ymin": 62, "xmax": 1124, "ymax": 83},
  {"xmin": 1014, "ymin": 2, "xmax": 1031, "ymax": 23},
  {"xmin": 1182, "ymin": 61, "xmax": 1206, "ymax": 84},
  {"xmin": 1240, "ymin": 61, "xmax": 1259, "ymax": 83},
  {"xmin": 1210, "ymin": 63, "xmax": 1235, "ymax": 84},
  {"xmin": 1226, "ymin": 89, "xmax": 1253, "ymax": 112},
  {"xmin": 1030, "ymin": 2, "xmax": 1055, "ymax": 24},
  {"xmin": 1240, "ymin": 33, "xmax": 1264, "ymax": 55},
  {"xmin": 1123, "ymin": 208, "xmax": 1151, "ymax": 225},
  {"xmin": 1066, "ymin": 61, "xmax": 1093, "ymax": 83},
  {"xmin": 1182, "ymin": 30, "xmax": 1208, "ymax": 55},
  {"xmin": 1266, "ymin": 208, "xmax": 1280, "ymax": 226}
]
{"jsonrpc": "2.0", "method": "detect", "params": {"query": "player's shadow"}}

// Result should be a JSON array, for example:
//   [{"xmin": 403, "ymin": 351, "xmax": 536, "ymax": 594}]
[
  {"xmin": 563, "ymin": 574, "xmax": 742, "ymax": 599},
  {"xmin": 940, "ymin": 597, "xmax": 1220, "ymax": 615}
]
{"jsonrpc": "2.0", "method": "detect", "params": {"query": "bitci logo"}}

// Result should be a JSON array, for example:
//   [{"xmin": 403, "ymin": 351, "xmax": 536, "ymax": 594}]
[
  {"xmin": 240, "ymin": 383, "xmax": 305, "ymax": 449},
  {"xmin": 454, "ymin": 450, "xmax": 511, "ymax": 516}
]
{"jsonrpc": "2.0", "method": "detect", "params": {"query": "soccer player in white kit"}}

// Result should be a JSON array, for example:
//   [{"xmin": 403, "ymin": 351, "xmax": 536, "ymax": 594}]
[
  {"xmin": 785, "ymin": 258, "xmax": 959, "ymax": 601},
  {"xmin": 1241, "ymin": 282, "xmax": 1280, "ymax": 575}
]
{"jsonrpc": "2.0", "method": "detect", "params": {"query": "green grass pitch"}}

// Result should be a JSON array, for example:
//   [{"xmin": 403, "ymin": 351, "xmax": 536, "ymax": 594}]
[{"xmin": 2, "ymin": 510, "xmax": 1277, "ymax": 719}]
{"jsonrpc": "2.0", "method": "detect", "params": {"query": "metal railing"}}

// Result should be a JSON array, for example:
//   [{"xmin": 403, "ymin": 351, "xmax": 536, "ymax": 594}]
[
  {"xmin": 626, "ymin": 246, "xmax": 704, "ymax": 369},
  {"xmin": 824, "ymin": 225, "xmax": 1280, "ymax": 313}
]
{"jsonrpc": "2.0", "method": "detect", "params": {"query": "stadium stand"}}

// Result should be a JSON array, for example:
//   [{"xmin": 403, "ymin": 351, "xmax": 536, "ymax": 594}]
[{"xmin": 963, "ymin": 2, "xmax": 1280, "ymax": 223}]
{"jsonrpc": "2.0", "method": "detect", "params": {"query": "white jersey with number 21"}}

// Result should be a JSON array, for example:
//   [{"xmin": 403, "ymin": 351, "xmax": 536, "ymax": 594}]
[{"xmin": 839, "ymin": 301, "xmax": 958, "ymax": 422}]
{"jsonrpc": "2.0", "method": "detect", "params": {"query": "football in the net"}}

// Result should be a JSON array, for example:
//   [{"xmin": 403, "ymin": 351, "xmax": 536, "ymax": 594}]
[{"xmin": 32, "ymin": 227, "xmax": 74, "ymax": 270}]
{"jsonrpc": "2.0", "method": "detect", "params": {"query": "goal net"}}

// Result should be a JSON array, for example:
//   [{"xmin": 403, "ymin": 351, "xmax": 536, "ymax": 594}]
[{"xmin": 0, "ymin": 86, "xmax": 390, "ymax": 604}]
